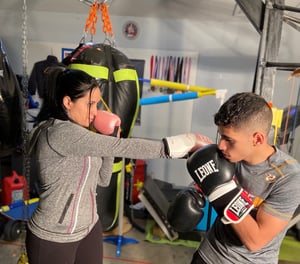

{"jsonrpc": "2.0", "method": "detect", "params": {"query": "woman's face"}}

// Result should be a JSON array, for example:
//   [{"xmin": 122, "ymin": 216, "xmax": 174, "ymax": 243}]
[{"xmin": 63, "ymin": 87, "xmax": 101, "ymax": 127}]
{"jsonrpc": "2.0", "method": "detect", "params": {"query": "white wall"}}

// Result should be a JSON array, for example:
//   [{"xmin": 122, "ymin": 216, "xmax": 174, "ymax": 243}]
[{"xmin": 1, "ymin": 6, "xmax": 299, "ymax": 186}]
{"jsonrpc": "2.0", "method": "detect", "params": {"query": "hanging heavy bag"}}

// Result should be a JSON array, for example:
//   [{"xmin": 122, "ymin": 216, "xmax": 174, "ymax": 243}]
[
  {"xmin": 0, "ymin": 39, "xmax": 24, "ymax": 158},
  {"xmin": 63, "ymin": 42, "xmax": 140, "ymax": 231}
]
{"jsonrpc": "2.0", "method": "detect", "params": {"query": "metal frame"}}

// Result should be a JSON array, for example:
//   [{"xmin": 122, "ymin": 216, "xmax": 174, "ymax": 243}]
[
  {"xmin": 236, "ymin": 0, "xmax": 300, "ymax": 236},
  {"xmin": 235, "ymin": 0, "xmax": 300, "ymax": 101}
]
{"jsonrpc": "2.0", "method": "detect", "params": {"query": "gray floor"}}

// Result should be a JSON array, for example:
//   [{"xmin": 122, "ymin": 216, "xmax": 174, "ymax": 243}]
[
  {"xmin": 0, "ymin": 219, "xmax": 196, "ymax": 264},
  {"xmin": 0, "ymin": 220, "xmax": 299, "ymax": 264}
]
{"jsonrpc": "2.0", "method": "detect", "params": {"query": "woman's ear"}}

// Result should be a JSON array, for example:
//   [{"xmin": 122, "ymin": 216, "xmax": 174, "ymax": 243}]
[{"xmin": 63, "ymin": 96, "xmax": 72, "ymax": 111}]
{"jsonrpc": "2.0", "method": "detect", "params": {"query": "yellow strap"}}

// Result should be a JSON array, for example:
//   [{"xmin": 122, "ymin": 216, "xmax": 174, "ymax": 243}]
[
  {"xmin": 107, "ymin": 160, "xmax": 124, "ymax": 229},
  {"xmin": 112, "ymin": 160, "xmax": 123, "ymax": 173},
  {"xmin": 113, "ymin": 68, "xmax": 140, "ymax": 137},
  {"xmin": 114, "ymin": 69, "xmax": 137, "ymax": 82},
  {"xmin": 113, "ymin": 69, "xmax": 140, "ymax": 137},
  {"xmin": 271, "ymin": 107, "xmax": 283, "ymax": 145},
  {"xmin": 69, "ymin": 63, "xmax": 109, "ymax": 79}
]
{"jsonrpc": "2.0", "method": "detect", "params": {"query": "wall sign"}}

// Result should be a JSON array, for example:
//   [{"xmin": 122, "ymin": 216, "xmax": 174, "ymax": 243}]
[{"xmin": 123, "ymin": 21, "xmax": 139, "ymax": 40}]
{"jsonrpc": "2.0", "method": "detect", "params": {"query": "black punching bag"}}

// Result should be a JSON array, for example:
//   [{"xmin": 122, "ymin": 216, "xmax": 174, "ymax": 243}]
[
  {"xmin": 0, "ymin": 39, "xmax": 24, "ymax": 159},
  {"xmin": 63, "ymin": 42, "xmax": 140, "ymax": 231}
]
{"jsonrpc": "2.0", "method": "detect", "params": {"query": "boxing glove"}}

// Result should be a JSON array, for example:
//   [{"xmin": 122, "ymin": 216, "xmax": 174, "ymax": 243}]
[
  {"xmin": 186, "ymin": 144, "xmax": 253, "ymax": 224},
  {"xmin": 167, "ymin": 187, "xmax": 205, "ymax": 232},
  {"xmin": 163, "ymin": 133, "xmax": 213, "ymax": 158},
  {"xmin": 93, "ymin": 110, "xmax": 121, "ymax": 137}
]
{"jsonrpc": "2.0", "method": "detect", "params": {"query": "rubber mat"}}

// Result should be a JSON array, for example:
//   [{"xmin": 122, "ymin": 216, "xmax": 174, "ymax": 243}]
[
  {"xmin": 145, "ymin": 220, "xmax": 200, "ymax": 248},
  {"xmin": 279, "ymin": 235, "xmax": 300, "ymax": 262},
  {"xmin": 146, "ymin": 219, "xmax": 300, "ymax": 263}
]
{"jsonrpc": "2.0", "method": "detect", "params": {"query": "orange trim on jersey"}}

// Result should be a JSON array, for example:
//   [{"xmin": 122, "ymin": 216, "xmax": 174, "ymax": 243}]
[
  {"xmin": 269, "ymin": 159, "xmax": 297, "ymax": 178},
  {"xmin": 253, "ymin": 197, "xmax": 264, "ymax": 208},
  {"xmin": 262, "ymin": 203, "xmax": 293, "ymax": 219}
]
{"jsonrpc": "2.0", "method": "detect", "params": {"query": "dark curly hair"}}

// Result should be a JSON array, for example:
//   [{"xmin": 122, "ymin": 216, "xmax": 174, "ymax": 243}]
[
  {"xmin": 35, "ymin": 67, "xmax": 99, "ymax": 124},
  {"xmin": 214, "ymin": 92, "xmax": 273, "ymax": 134}
]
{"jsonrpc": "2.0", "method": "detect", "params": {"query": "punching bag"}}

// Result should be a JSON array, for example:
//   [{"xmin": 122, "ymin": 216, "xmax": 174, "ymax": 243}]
[
  {"xmin": 0, "ymin": 39, "xmax": 24, "ymax": 158},
  {"xmin": 63, "ymin": 42, "xmax": 140, "ymax": 231}
]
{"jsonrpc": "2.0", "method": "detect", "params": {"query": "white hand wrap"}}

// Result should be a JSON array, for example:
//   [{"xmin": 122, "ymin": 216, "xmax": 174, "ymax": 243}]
[{"xmin": 163, "ymin": 133, "xmax": 212, "ymax": 158}]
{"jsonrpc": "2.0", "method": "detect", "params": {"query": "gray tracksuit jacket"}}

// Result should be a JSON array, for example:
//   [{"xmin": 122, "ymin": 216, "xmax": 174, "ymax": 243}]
[{"xmin": 27, "ymin": 119, "xmax": 166, "ymax": 242}]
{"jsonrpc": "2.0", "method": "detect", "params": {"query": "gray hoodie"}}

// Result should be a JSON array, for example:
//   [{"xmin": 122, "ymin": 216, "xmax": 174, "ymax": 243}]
[{"xmin": 27, "ymin": 119, "xmax": 166, "ymax": 242}]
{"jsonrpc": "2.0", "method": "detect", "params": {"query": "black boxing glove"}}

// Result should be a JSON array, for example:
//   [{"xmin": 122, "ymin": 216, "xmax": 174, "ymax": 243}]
[
  {"xmin": 186, "ymin": 144, "xmax": 253, "ymax": 224},
  {"xmin": 167, "ymin": 187, "xmax": 205, "ymax": 232}
]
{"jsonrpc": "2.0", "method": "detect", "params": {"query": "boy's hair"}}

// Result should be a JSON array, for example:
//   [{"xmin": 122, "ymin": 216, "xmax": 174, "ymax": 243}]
[{"xmin": 214, "ymin": 92, "xmax": 273, "ymax": 134}]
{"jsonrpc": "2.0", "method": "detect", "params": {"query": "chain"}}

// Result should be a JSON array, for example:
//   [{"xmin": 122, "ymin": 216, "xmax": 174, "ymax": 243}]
[
  {"xmin": 21, "ymin": 0, "xmax": 31, "ymax": 229},
  {"xmin": 83, "ymin": 1, "xmax": 115, "ymax": 45},
  {"xmin": 22, "ymin": 0, "xmax": 29, "ymax": 95},
  {"xmin": 85, "ymin": 2, "xmax": 99, "ymax": 42},
  {"xmin": 100, "ymin": 3, "xmax": 114, "ymax": 45}
]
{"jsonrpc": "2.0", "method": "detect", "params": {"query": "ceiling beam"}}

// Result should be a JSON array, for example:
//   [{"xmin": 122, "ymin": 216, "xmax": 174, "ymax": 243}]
[{"xmin": 235, "ymin": 0, "xmax": 265, "ymax": 34}]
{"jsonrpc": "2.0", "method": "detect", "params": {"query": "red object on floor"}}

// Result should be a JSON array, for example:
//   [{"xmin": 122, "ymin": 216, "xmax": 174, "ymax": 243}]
[
  {"xmin": 1, "ymin": 170, "xmax": 28, "ymax": 205},
  {"xmin": 132, "ymin": 160, "xmax": 146, "ymax": 204}
]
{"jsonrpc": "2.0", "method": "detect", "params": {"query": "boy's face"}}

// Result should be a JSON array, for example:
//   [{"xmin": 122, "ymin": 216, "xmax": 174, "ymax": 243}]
[{"xmin": 217, "ymin": 125, "xmax": 257, "ymax": 164}]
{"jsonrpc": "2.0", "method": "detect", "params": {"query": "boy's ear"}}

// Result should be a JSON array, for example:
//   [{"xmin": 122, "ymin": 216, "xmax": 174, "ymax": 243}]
[{"xmin": 253, "ymin": 131, "xmax": 265, "ymax": 146}]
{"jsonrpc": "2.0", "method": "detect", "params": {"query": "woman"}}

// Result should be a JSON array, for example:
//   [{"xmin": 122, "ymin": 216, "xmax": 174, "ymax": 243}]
[{"xmin": 25, "ymin": 67, "xmax": 211, "ymax": 264}]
